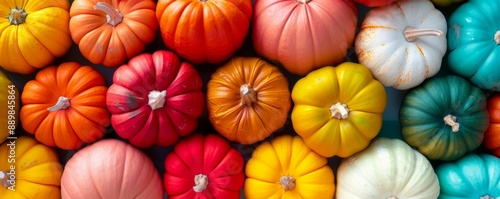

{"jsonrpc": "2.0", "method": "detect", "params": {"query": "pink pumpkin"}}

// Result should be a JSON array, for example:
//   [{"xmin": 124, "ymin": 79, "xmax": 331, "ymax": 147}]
[
  {"xmin": 61, "ymin": 139, "xmax": 163, "ymax": 198},
  {"xmin": 354, "ymin": 0, "xmax": 398, "ymax": 7},
  {"xmin": 252, "ymin": 0, "xmax": 358, "ymax": 76}
]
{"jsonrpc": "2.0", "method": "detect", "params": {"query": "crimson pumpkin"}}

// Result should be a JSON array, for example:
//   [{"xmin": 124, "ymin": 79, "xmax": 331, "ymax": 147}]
[
  {"xmin": 106, "ymin": 50, "xmax": 205, "ymax": 148},
  {"xmin": 164, "ymin": 133, "xmax": 245, "ymax": 199},
  {"xmin": 484, "ymin": 94, "xmax": 500, "ymax": 157}
]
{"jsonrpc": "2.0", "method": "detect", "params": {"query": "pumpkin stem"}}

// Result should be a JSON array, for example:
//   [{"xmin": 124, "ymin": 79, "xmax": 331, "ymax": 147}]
[
  {"xmin": 193, "ymin": 174, "xmax": 209, "ymax": 192},
  {"xmin": 0, "ymin": 171, "xmax": 13, "ymax": 188},
  {"xmin": 94, "ymin": 2, "xmax": 123, "ymax": 26},
  {"xmin": 8, "ymin": 8, "xmax": 27, "ymax": 25},
  {"xmin": 404, "ymin": 27, "xmax": 443, "ymax": 42},
  {"xmin": 280, "ymin": 176, "xmax": 296, "ymax": 191},
  {"xmin": 148, "ymin": 90, "xmax": 167, "ymax": 110},
  {"xmin": 494, "ymin": 31, "xmax": 500, "ymax": 44},
  {"xmin": 48, "ymin": 96, "xmax": 71, "ymax": 112},
  {"xmin": 387, "ymin": 197, "xmax": 399, "ymax": 199},
  {"xmin": 330, "ymin": 102, "xmax": 349, "ymax": 119},
  {"xmin": 443, "ymin": 114, "xmax": 459, "ymax": 132},
  {"xmin": 296, "ymin": 0, "xmax": 312, "ymax": 3},
  {"xmin": 240, "ymin": 84, "xmax": 257, "ymax": 106},
  {"xmin": 480, "ymin": 195, "xmax": 494, "ymax": 199}
]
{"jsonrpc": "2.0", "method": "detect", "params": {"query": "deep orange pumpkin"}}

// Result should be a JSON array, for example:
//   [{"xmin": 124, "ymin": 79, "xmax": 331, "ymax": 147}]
[
  {"xmin": 156, "ymin": 0, "xmax": 252, "ymax": 65},
  {"xmin": 484, "ymin": 94, "xmax": 500, "ymax": 157},
  {"xmin": 20, "ymin": 62, "xmax": 110, "ymax": 150},
  {"xmin": 69, "ymin": 0, "xmax": 158, "ymax": 67}
]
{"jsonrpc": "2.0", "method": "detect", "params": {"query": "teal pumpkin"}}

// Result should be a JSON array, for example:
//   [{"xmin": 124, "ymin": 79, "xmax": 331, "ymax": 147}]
[
  {"xmin": 447, "ymin": 0, "xmax": 500, "ymax": 91},
  {"xmin": 399, "ymin": 75, "xmax": 489, "ymax": 161},
  {"xmin": 436, "ymin": 154, "xmax": 500, "ymax": 199}
]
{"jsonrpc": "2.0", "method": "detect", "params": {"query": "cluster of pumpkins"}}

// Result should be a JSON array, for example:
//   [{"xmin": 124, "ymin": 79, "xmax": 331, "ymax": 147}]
[{"xmin": 1, "ymin": 0, "xmax": 500, "ymax": 198}]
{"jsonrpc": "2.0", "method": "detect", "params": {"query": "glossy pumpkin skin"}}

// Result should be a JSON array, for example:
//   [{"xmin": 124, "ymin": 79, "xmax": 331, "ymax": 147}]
[
  {"xmin": 448, "ymin": 0, "xmax": 500, "ymax": 91},
  {"xmin": 0, "ymin": 0, "xmax": 72, "ymax": 74},
  {"xmin": 164, "ymin": 133, "xmax": 245, "ymax": 199},
  {"xmin": 353, "ymin": 0, "xmax": 398, "ymax": 7},
  {"xmin": 107, "ymin": 50, "xmax": 205, "ymax": 148},
  {"xmin": 245, "ymin": 135, "xmax": 335, "ymax": 199},
  {"xmin": 0, "ymin": 71, "xmax": 19, "ymax": 144},
  {"xmin": 355, "ymin": 0, "xmax": 447, "ymax": 90},
  {"xmin": 484, "ymin": 94, "xmax": 500, "ymax": 157},
  {"xmin": 70, "ymin": 0, "xmax": 158, "ymax": 67},
  {"xmin": 400, "ymin": 75, "xmax": 489, "ymax": 161},
  {"xmin": 291, "ymin": 62, "xmax": 387, "ymax": 158},
  {"xmin": 61, "ymin": 139, "xmax": 163, "ymax": 199},
  {"xmin": 252, "ymin": 0, "xmax": 358, "ymax": 76},
  {"xmin": 436, "ymin": 154, "xmax": 500, "ymax": 199},
  {"xmin": 337, "ymin": 137, "xmax": 440, "ymax": 199},
  {"xmin": 0, "ymin": 136, "xmax": 62, "ymax": 199},
  {"xmin": 156, "ymin": 0, "xmax": 252, "ymax": 65},
  {"xmin": 207, "ymin": 57, "xmax": 291, "ymax": 144},
  {"xmin": 20, "ymin": 62, "xmax": 110, "ymax": 150}
]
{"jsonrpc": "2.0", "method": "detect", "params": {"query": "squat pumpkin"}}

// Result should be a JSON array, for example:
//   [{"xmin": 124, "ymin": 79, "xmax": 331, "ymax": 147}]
[
  {"xmin": 20, "ymin": 62, "xmax": 110, "ymax": 150},
  {"xmin": 0, "ymin": 71, "xmax": 19, "ymax": 145},
  {"xmin": 484, "ymin": 94, "xmax": 500, "ymax": 157}
]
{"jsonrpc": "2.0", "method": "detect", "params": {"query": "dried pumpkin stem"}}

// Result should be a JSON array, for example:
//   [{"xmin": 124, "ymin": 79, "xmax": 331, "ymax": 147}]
[
  {"xmin": 8, "ymin": 8, "xmax": 27, "ymax": 25},
  {"xmin": 193, "ymin": 174, "xmax": 209, "ymax": 192},
  {"xmin": 494, "ymin": 31, "xmax": 500, "ymax": 44},
  {"xmin": 480, "ymin": 195, "xmax": 494, "ymax": 199},
  {"xmin": 404, "ymin": 27, "xmax": 443, "ymax": 42},
  {"xmin": 443, "ymin": 114, "xmax": 459, "ymax": 132},
  {"xmin": 280, "ymin": 176, "xmax": 296, "ymax": 191},
  {"xmin": 148, "ymin": 90, "xmax": 167, "ymax": 110},
  {"xmin": 240, "ymin": 84, "xmax": 257, "ymax": 106},
  {"xmin": 296, "ymin": 0, "xmax": 312, "ymax": 4},
  {"xmin": 387, "ymin": 197, "xmax": 399, "ymax": 199},
  {"xmin": 48, "ymin": 96, "xmax": 71, "ymax": 112},
  {"xmin": 0, "ymin": 171, "xmax": 13, "ymax": 188},
  {"xmin": 330, "ymin": 102, "xmax": 349, "ymax": 119},
  {"xmin": 94, "ymin": 2, "xmax": 123, "ymax": 26}
]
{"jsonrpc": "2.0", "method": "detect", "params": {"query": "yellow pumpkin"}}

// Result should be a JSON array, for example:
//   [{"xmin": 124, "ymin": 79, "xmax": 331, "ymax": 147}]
[
  {"xmin": 291, "ymin": 62, "xmax": 387, "ymax": 158},
  {"xmin": 0, "ymin": 71, "xmax": 19, "ymax": 144},
  {"xmin": 0, "ymin": 136, "xmax": 62, "ymax": 198},
  {"xmin": 244, "ymin": 135, "xmax": 335, "ymax": 199}
]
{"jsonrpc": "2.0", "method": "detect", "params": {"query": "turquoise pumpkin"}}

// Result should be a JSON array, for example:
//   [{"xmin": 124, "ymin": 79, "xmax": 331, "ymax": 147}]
[
  {"xmin": 447, "ymin": 0, "xmax": 500, "ymax": 91},
  {"xmin": 436, "ymin": 154, "xmax": 500, "ymax": 199},
  {"xmin": 399, "ymin": 75, "xmax": 489, "ymax": 161}
]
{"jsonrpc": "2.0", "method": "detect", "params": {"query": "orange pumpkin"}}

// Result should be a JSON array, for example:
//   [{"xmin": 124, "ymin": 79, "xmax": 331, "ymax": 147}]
[
  {"xmin": 207, "ymin": 57, "xmax": 291, "ymax": 144},
  {"xmin": 484, "ymin": 94, "xmax": 500, "ymax": 157},
  {"xmin": 20, "ymin": 62, "xmax": 111, "ymax": 150},
  {"xmin": 69, "ymin": 0, "xmax": 158, "ymax": 67}
]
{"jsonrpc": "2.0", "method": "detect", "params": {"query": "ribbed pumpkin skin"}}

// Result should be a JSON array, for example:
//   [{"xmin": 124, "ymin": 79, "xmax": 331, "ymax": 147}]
[
  {"xmin": 164, "ymin": 133, "xmax": 245, "ymax": 199},
  {"xmin": 20, "ymin": 62, "xmax": 110, "ymax": 150},
  {"xmin": 353, "ymin": 0, "xmax": 397, "ymax": 7},
  {"xmin": 206, "ymin": 57, "xmax": 291, "ymax": 144},
  {"xmin": 61, "ymin": 139, "xmax": 163, "ymax": 199},
  {"xmin": 436, "ymin": 154, "xmax": 500, "ymax": 199},
  {"xmin": 0, "ymin": 136, "xmax": 63, "ymax": 199},
  {"xmin": 0, "ymin": 71, "xmax": 19, "ymax": 144},
  {"xmin": 484, "ymin": 94, "xmax": 500, "ymax": 157},
  {"xmin": 156, "ymin": 0, "xmax": 252, "ymax": 65},
  {"xmin": 0, "ymin": 0, "xmax": 72, "ymax": 74},
  {"xmin": 244, "ymin": 135, "xmax": 335, "ymax": 199},
  {"xmin": 400, "ymin": 75, "xmax": 489, "ymax": 161}
]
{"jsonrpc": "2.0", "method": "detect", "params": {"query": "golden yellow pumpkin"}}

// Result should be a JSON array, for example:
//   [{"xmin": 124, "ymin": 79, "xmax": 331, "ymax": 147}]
[{"xmin": 0, "ymin": 71, "xmax": 19, "ymax": 144}]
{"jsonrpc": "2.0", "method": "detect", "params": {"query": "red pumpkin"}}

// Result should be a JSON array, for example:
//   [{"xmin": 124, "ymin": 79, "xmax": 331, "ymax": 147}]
[
  {"xmin": 61, "ymin": 139, "xmax": 163, "ymax": 198},
  {"xmin": 252, "ymin": 0, "xmax": 358, "ymax": 76},
  {"xmin": 484, "ymin": 94, "xmax": 500, "ymax": 157},
  {"xmin": 106, "ymin": 50, "xmax": 205, "ymax": 148},
  {"xmin": 164, "ymin": 133, "xmax": 245, "ymax": 199},
  {"xmin": 156, "ymin": 0, "xmax": 252, "ymax": 65},
  {"xmin": 354, "ymin": 0, "xmax": 398, "ymax": 7}
]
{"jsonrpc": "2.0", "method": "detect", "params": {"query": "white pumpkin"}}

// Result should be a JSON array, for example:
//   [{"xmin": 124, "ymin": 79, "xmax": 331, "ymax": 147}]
[
  {"xmin": 355, "ymin": 0, "xmax": 447, "ymax": 90},
  {"xmin": 336, "ymin": 137, "xmax": 440, "ymax": 199}
]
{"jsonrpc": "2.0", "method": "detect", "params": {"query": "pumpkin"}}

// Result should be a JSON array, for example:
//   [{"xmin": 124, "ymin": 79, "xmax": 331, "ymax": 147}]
[
  {"xmin": 336, "ymin": 137, "xmax": 440, "ymax": 199},
  {"xmin": 164, "ymin": 133, "xmax": 245, "ymax": 199},
  {"xmin": 431, "ymin": 0, "xmax": 464, "ymax": 7},
  {"xmin": 484, "ymin": 94, "xmax": 500, "ymax": 157},
  {"xmin": 291, "ymin": 62, "xmax": 387, "ymax": 158},
  {"xmin": 61, "ymin": 139, "xmax": 163, "ymax": 198},
  {"xmin": 436, "ymin": 153, "xmax": 500, "ymax": 199},
  {"xmin": 244, "ymin": 135, "xmax": 335, "ymax": 199},
  {"xmin": 107, "ymin": 50, "xmax": 204, "ymax": 148},
  {"xmin": 69, "ymin": 0, "xmax": 158, "ymax": 67},
  {"xmin": 355, "ymin": 0, "xmax": 447, "ymax": 90},
  {"xmin": 252, "ymin": 0, "xmax": 358, "ymax": 76},
  {"xmin": 0, "ymin": 71, "xmax": 19, "ymax": 144},
  {"xmin": 0, "ymin": 0, "xmax": 72, "ymax": 74},
  {"xmin": 206, "ymin": 57, "xmax": 291, "ymax": 144},
  {"xmin": 156, "ymin": 0, "xmax": 252, "ymax": 65},
  {"xmin": 447, "ymin": 0, "xmax": 500, "ymax": 91},
  {"xmin": 400, "ymin": 75, "xmax": 489, "ymax": 161},
  {"xmin": 0, "ymin": 136, "xmax": 63, "ymax": 198},
  {"xmin": 353, "ymin": 0, "xmax": 398, "ymax": 7},
  {"xmin": 20, "ymin": 62, "xmax": 110, "ymax": 150}
]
